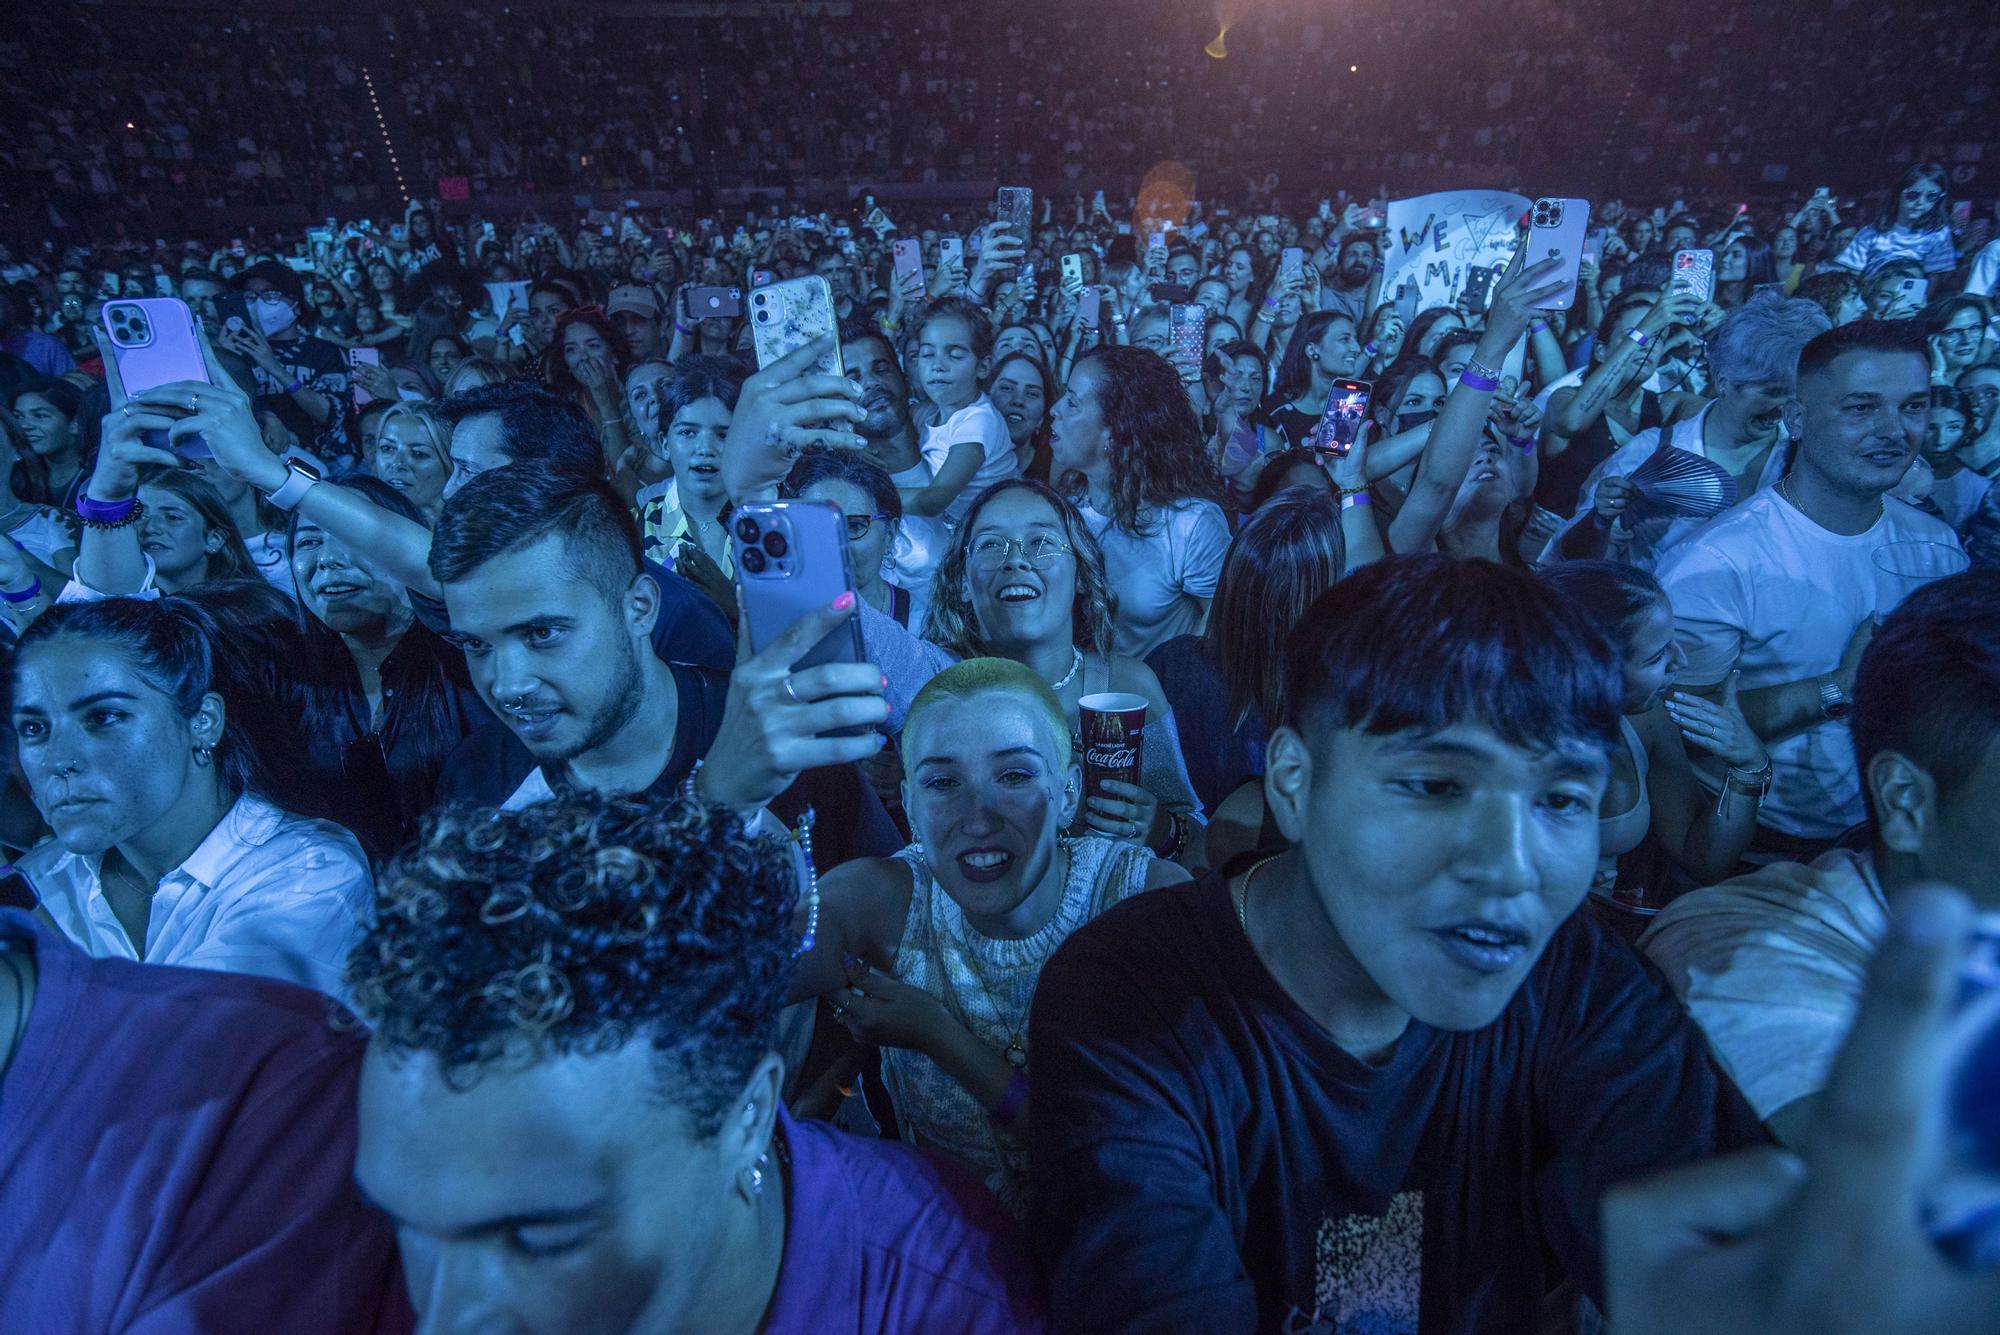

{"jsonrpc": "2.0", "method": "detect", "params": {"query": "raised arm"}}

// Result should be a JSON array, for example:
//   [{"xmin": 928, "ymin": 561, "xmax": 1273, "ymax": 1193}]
[{"xmin": 1389, "ymin": 252, "xmax": 1566, "ymax": 552}]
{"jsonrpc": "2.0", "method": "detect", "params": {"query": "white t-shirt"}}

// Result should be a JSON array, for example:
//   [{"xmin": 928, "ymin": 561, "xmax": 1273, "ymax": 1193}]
[
  {"xmin": 1930, "ymin": 466, "xmax": 1995, "ymax": 533},
  {"xmin": 8, "ymin": 509, "xmax": 73, "ymax": 568},
  {"xmin": 1079, "ymin": 497, "xmax": 1232, "ymax": 660},
  {"xmin": 1639, "ymin": 848, "xmax": 1885, "ymax": 1118},
  {"xmin": 918, "ymin": 395, "xmax": 1018, "ymax": 528},
  {"xmin": 1656, "ymin": 489, "xmax": 1962, "ymax": 837},
  {"xmin": 1538, "ymin": 402, "xmax": 1790, "ymax": 569}
]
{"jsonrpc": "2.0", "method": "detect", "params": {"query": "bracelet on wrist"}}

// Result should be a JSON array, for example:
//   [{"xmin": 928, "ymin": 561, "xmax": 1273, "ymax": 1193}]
[
  {"xmin": 285, "ymin": 376, "xmax": 305, "ymax": 395},
  {"xmin": 0, "ymin": 577, "xmax": 42, "ymax": 604},
  {"xmin": 1339, "ymin": 489, "xmax": 1372, "ymax": 510},
  {"xmin": 1626, "ymin": 327, "xmax": 1652, "ymax": 348},
  {"xmin": 75, "ymin": 494, "xmax": 142, "ymax": 529},
  {"xmin": 1458, "ymin": 364, "xmax": 1501, "ymax": 393}
]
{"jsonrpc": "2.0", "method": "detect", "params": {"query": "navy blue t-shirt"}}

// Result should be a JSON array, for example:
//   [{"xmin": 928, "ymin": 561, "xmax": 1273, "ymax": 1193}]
[{"xmin": 1028, "ymin": 869, "xmax": 1767, "ymax": 1333}]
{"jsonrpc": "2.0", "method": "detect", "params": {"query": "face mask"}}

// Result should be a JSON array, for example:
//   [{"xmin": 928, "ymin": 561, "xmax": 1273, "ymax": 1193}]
[
  {"xmin": 1396, "ymin": 408, "xmax": 1439, "ymax": 435},
  {"xmin": 252, "ymin": 295, "xmax": 297, "ymax": 336}
]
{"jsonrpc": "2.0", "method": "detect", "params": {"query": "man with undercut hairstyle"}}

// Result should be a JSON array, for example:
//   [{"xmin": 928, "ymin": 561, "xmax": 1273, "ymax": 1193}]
[{"xmin": 1030, "ymin": 554, "xmax": 1764, "ymax": 1333}]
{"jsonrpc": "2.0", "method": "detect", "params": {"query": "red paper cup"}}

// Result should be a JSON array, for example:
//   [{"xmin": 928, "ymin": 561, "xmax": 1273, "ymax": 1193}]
[{"xmin": 1078, "ymin": 692, "xmax": 1148, "ymax": 799}]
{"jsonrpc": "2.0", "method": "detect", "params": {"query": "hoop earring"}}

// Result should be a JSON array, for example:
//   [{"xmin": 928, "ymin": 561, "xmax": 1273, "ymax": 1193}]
[{"xmin": 193, "ymin": 744, "xmax": 215, "ymax": 768}]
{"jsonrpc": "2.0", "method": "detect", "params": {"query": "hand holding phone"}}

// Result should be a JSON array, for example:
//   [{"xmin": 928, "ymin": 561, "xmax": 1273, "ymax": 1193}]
[
  {"xmin": 1525, "ymin": 197, "xmax": 1592, "ymax": 311},
  {"xmin": 96, "ymin": 299, "xmax": 217, "ymax": 460},
  {"xmin": 1313, "ymin": 379, "xmax": 1372, "ymax": 457},
  {"xmin": 699, "ymin": 577, "xmax": 886, "ymax": 811},
  {"xmin": 1671, "ymin": 249, "xmax": 1717, "ymax": 303}
]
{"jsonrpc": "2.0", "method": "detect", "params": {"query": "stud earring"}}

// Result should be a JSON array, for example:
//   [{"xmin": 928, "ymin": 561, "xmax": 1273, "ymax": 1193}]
[
  {"xmin": 738, "ymin": 1152, "xmax": 769, "ymax": 1201},
  {"xmin": 193, "ymin": 743, "xmax": 215, "ymax": 767}
]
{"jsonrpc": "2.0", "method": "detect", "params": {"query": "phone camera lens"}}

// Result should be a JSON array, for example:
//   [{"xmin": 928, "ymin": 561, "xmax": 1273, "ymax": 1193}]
[
  {"xmin": 741, "ymin": 547, "xmax": 767, "ymax": 575},
  {"xmin": 762, "ymin": 531, "xmax": 789, "ymax": 559},
  {"xmin": 735, "ymin": 516, "xmax": 761, "ymax": 544}
]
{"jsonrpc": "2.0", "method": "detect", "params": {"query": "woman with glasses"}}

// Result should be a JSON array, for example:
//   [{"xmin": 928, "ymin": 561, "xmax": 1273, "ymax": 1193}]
[
  {"xmin": 786, "ymin": 447, "xmax": 909, "ymax": 625},
  {"xmin": 1925, "ymin": 296, "xmax": 1991, "ymax": 383},
  {"xmin": 857, "ymin": 478, "xmax": 1204, "ymax": 865},
  {"xmin": 1828, "ymin": 161, "xmax": 1959, "ymax": 279}
]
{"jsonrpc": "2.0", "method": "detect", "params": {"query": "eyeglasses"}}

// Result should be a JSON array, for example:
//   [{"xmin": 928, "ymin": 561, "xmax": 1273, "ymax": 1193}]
[
  {"xmin": 1941, "ymin": 323, "xmax": 1983, "ymax": 340},
  {"xmin": 967, "ymin": 533, "xmax": 1072, "ymax": 571},
  {"xmin": 1903, "ymin": 188, "xmax": 1945, "ymax": 204},
  {"xmin": 843, "ymin": 513, "xmax": 894, "ymax": 540}
]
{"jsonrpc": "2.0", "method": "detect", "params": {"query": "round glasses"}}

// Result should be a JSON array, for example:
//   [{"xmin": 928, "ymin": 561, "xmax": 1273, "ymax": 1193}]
[{"xmin": 967, "ymin": 534, "xmax": 1072, "ymax": 572}]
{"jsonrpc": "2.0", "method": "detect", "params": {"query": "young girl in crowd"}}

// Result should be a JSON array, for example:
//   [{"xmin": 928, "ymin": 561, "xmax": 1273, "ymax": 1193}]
[
  {"xmin": 641, "ymin": 355, "xmax": 743, "ymax": 577},
  {"xmin": 906, "ymin": 296, "xmax": 1019, "ymax": 525},
  {"xmin": 12, "ymin": 378, "xmax": 88, "ymax": 509}
]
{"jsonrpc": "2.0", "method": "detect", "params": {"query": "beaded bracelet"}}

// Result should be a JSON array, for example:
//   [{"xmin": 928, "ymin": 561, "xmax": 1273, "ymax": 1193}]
[
  {"xmin": 75, "ymin": 494, "xmax": 143, "ymax": 529},
  {"xmin": 682, "ymin": 760, "xmax": 820, "ymax": 957}
]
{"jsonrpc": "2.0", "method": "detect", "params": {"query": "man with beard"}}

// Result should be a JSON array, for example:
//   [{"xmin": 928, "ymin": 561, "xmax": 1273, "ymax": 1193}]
[
  {"xmin": 841, "ymin": 319, "xmax": 945, "ymax": 594},
  {"xmin": 430, "ymin": 466, "xmax": 900, "ymax": 868},
  {"xmin": 1318, "ymin": 233, "xmax": 1379, "ymax": 325},
  {"xmin": 1658, "ymin": 320, "xmax": 1962, "ymax": 858}
]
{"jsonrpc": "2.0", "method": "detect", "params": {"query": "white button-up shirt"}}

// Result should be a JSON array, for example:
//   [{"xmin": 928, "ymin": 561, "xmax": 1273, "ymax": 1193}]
[{"xmin": 18, "ymin": 794, "xmax": 372, "ymax": 1002}]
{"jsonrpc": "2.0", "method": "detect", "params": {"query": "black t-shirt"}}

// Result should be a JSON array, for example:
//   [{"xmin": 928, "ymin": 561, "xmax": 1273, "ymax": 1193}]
[
  {"xmin": 1028, "ymin": 869, "xmax": 1767, "ymax": 1333},
  {"xmin": 1248, "ymin": 398, "xmax": 1319, "ymax": 454},
  {"xmin": 432, "ymin": 661, "xmax": 900, "ymax": 871},
  {"xmin": 250, "ymin": 332, "xmax": 351, "ymax": 461}
]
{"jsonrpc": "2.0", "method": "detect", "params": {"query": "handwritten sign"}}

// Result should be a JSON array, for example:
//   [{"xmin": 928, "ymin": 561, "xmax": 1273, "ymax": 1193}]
[{"xmin": 1381, "ymin": 189, "xmax": 1529, "ymax": 311}]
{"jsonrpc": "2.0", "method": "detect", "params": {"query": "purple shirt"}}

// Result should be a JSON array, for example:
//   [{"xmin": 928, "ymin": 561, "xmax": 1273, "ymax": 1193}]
[
  {"xmin": 0, "ymin": 910, "xmax": 413, "ymax": 1333},
  {"xmin": 765, "ymin": 1109, "xmax": 1048, "ymax": 1333},
  {"xmin": 2, "ymin": 328, "xmax": 75, "ymax": 376}
]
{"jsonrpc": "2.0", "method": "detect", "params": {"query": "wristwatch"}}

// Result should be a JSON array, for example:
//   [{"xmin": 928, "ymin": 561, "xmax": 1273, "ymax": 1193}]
[
  {"xmin": 1818, "ymin": 675, "xmax": 1853, "ymax": 721},
  {"xmin": 264, "ymin": 462, "xmax": 321, "ymax": 512}
]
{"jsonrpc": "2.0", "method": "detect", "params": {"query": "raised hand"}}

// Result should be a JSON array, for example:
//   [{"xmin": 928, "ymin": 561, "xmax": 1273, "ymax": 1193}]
[{"xmin": 720, "ymin": 336, "xmax": 867, "ymax": 501}]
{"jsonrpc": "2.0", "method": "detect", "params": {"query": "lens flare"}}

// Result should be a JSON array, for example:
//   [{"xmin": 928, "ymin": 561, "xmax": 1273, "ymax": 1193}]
[{"xmin": 1205, "ymin": 25, "xmax": 1229, "ymax": 59}]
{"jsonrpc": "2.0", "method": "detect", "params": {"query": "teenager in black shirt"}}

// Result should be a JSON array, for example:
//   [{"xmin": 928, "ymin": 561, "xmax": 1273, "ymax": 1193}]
[{"xmin": 1030, "ymin": 554, "xmax": 1767, "ymax": 1332}]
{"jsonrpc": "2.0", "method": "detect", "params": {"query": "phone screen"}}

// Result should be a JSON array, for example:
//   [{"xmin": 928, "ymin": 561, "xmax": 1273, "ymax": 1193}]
[{"xmin": 1316, "ymin": 379, "xmax": 1372, "ymax": 456}]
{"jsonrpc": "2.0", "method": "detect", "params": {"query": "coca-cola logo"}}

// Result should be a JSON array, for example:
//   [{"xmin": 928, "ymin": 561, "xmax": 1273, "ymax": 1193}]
[{"xmin": 1086, "ymin": 744, "xmax": 1138, "ymax": 770}]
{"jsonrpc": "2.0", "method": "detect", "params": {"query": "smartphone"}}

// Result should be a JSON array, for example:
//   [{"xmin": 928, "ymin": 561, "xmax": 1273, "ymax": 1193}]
[
  {"xmin": 995, "ymin": 186, "xmax": 1034, "ymax": 242},
  {"xmin": 1145, "ymin": 232, "xmax": 1168, "ymax": 270},
  {"xmin": 1672, "ymin": 248, "xmax": 1717, "ymax": 302},
  {"xmin": 1060, "ymin": 252, "xmax": 1086, "ymax": 292},
  {"xmin": 731, "ymin": 501, "xmax": 865, "ymax": 683},
  {"xmin": 1278, "ymin": 246, "xmax": 1306, "ymax": 288},
  {"xmin": 98, "ymin": 299, "xmax": 213, "ymax": 458},
  {"xmin": 891, "ymin": 238, "xmax": 925, "ymax": 296},
  {"xmin": 1462, "ymin": 265, "xmax": 1499, "ymax": 316},
  {"xmin": 1148, "ymin": 283, "xmax": 1192, "ymax": 305},
  {"xmin": 1318, "ymin": 198, "xmax": 1332, "ymax": 220},
  {"xmin": 1581, "ymin": 228, "xmax": 1605, "ymax": 270},
  {"xmin": 939, "ymin": 235, "xmax": 965, "ymax": 270},
  {"xmin": 1078, "ymin": 286, "xmax": 1104, "ymax": 330},
  {"xmin": 750, "ymin": 269, "xmax": 775, "ymax": 289},
  {"xmin": 1168, "ymin": 304, "xmax": 1206, "ymax": 368},
  {"xmin": 748, "ymin": 276, "xmax": 843, "ymax": 378},
  {"xmin": 1953, "ymin": 200, "xmax": 1973, "ymax": 227},
  {"xmin": 1314, "ymin": 378, "xmax": 1372, "ymax": 457},
  {"xmin": 687, "ymin": 285, "xmax": 744, "ymax": 320},
  {"xmin": 212, "ymin": 291, "xmax": 252, "ymax": 335},
  {"xmin": 349, "ymin": 346, "xmax": 382, "ymax": 406},
  {"xmin": 1525, "ymin": 197, "xmax": 1591, "ymax": 310},
  {"xmin": 281, "ymin": 257, "xmax": 314, "ymax": 274},
  {"xmin": 390, "ymin": 224, "xmax": 405, "ymax": 242}
]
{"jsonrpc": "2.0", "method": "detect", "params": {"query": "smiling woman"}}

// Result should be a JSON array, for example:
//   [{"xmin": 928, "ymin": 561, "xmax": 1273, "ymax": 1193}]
[{"xmin": 795, "ymin": 658, "xmax": 1190, "ymax": 1213}]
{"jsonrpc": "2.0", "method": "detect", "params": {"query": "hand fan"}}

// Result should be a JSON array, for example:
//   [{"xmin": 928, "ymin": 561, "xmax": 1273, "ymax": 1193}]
[{"xmin": 1625, "ymin": 446, "xmax": 1738, "ymax": 523}]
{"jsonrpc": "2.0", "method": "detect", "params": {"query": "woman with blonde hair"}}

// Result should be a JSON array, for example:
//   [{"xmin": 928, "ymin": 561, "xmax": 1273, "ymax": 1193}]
[{"xmin": 368, "ymin": 401, "xmax": 453, "ymax": 526}]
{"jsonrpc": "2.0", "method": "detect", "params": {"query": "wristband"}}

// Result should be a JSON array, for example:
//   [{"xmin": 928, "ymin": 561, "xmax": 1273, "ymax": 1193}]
[
  {"xmin": 1458, "ymin": 365, "xmax": 1501, "ymax": 393},
  {"xmin": 285, "ymin": 376, "xmax": 305, "ymax": 395},
  {"xmin": 0, "ymin": 577, "xmax": 41, "ymax": 604},
  {"xmin": 1340, "ymin": 490, "xmax": 1372, "ymax": 510},
  {"xmin": 264, "ymin": 464, "xmax": 320, "ymax": 512},
  {"xmin": 1626, "ymin": 327, "xmax": 1652, "ymax": 348},
  {"xmin": 75, "ymin": 493, "xmax": 140, "ymax": 528},
  {"xmin": 674, "ymin": 322, "xmax": 695, "ymax": 335},
  {"xmin": 1509, "ymin": 434, "xmax": 1537, "ymax": 453},
  {"xmin": 1530, "ymin": 320, "xmax": 1549, "ymax": 334},
  {"xmin": 1362, "ymin": 341, "xmax": 1378, "ymax": 359}
]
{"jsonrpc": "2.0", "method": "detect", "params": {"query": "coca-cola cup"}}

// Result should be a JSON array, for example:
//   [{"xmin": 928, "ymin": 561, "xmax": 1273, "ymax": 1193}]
[{"xmin": 1078, "ymin": 692, "xmax": 1148, "ymax": 799}]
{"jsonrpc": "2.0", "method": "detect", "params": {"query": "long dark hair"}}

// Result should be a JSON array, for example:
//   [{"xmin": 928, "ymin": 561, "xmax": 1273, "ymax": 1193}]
[
  {"xmin": 13, "ymin": 596, "xmax": 274, "ymax": 801},
  {"xmin": 985, "ymin": 348, "xmax": 1054, "ymax": 477},
  {"xmin": 1064, "ymin": 345, "xmax": 1223, "ymax": 536},
  {"xmin": 1202, "ymin": 488, "xmax": 1347, "ymax": 731},
  {"xmin": 1880, "ymin": 160, "xmax": 1950, "ymax": 233},
  {"xmin": 1270, "ymin": 310, "xmax": 1345, "ymax": 403},
  {"xmin": 140, "ymin": 468, "xmax": 259, "ymax": 587},
  {"xmin": 543, "ymin": 308, "xmax": 632, "ymax": 410}
]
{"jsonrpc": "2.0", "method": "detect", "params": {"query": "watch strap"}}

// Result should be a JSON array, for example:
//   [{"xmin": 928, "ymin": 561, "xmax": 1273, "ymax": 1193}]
[{"xmin": 265, "ymin": 464, "xmax": 320, "ymax": 512}]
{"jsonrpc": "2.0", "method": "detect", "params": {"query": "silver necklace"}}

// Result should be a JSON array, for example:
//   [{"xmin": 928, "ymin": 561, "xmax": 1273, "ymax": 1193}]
[{"xmin": 1048, "ymin": 648, "xmax": 1083, "ymax": 692}]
